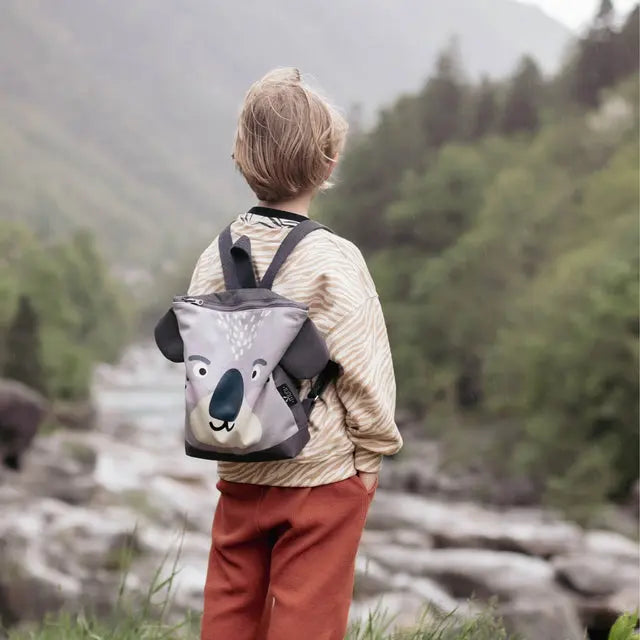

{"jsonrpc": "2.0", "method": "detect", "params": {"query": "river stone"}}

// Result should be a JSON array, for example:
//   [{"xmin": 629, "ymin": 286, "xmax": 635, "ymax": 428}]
[
  {"xmin": 0, "ymin": 500, "xmax": 81, "ymax": 626},
  {"xmin": 52, "ymin": 400, "xmax": 97, "ymax": 431},
  {"xmin": 349, "ymin": 591, "xmax": 427, "ymax": 629},
  {"xmin": 361, "ymin": 528, "xmax": 433, "ymax": 549},
  {"xmin": 389, "ymin": 573, "xmax": 463, "ymax": 614},
  {"xmin": 577, "ymin": 584, "xmax": 640, "ymax": 631},
  {"xmin": 364, "ymin": 545, "xmax": 556, "ymax": 600},
  {"xmin": 368, "ymin": 491, "xmax": 582, "ymax": 557},
  {"xmin": 17, "ymin": 433, "xmax": 98, "ymax": 505},
  {"xmin": 500, "ymin": 595, "xmax": 584, "ymax": 640},
  {"xmin": 554, "ymin": 553, "xmax": 639, "ymax": 596},
  {"xmin": 354, "ymin": 555, "xmax": 392, "ymax": 597},
  {"xmin": 583, "ymin": 530, "xmax": 639, "ymax": 562}
]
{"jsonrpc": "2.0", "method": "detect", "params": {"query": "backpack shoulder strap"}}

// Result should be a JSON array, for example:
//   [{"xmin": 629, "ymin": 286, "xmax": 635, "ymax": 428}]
[
  {"xmin": 218, "ymin": 225, "xmax": 236, "ymax": 289},
  {"xmin": 260, "ymin": 219, "xmax": 331, "ymax": 290},
  {"xmin": 218, "ymin": 225, "xmax": 257, "ymax": 289}
]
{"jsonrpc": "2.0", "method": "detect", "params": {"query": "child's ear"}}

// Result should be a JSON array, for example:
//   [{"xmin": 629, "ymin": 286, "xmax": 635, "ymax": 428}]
[{"xmin": 154, "ymin": 309, "xmax": 184, "ymax": 363}]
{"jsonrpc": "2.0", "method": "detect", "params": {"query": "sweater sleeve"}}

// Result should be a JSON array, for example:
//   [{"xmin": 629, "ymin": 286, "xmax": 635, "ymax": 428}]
[{"xmin": 325, "ymin": 295, "xmax": 403, "ymax": 473}]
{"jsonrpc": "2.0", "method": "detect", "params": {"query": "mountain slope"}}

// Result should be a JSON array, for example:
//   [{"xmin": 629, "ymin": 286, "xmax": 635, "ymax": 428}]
[{"xmin": 0, "ymin": 0, "xmax": 572, "ymax": 266}]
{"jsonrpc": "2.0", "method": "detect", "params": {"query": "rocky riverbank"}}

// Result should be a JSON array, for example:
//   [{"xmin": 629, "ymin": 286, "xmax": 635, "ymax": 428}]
[{"xmin": 0, "ymin": 345, "xmax": 637, "ymax": 639}]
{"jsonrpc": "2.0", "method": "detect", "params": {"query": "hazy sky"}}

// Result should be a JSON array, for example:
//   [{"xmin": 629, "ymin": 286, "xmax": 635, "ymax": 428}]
[{"xmin": 520, "ymin": 0, "xmax": 637, "ymax": 30}]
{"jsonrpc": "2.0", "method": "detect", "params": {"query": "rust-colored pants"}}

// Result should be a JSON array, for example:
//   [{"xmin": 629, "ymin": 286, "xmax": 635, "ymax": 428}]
[{"xmin": 201, "ymin": 474, "xmax": 377, "ymax": 640}]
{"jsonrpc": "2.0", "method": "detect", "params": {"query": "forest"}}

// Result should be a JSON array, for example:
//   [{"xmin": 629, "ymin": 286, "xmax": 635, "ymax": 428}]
[
  {"xmin": 0, "ymin": 225, "xmax": 130, "ymax": 400},
  {"xmin": 316, "ymin": 2, "xmax": 639, "ymax": 516}
]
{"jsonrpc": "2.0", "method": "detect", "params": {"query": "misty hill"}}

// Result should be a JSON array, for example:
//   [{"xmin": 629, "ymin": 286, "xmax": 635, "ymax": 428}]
[{"xmin": 0, "ymin": 0, "xmax": 571, "ymax": 266}]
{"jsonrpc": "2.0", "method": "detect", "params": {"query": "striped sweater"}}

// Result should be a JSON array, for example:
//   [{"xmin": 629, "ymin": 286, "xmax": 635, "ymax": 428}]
[{"xmin": 187, "ymin": 206, "xmax": 403, "ymax": 486}]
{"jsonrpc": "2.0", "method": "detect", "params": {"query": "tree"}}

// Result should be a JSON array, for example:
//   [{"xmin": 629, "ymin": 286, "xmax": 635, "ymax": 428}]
[
  {"xmin": 500, "ymin": 56, "xmax": 542, "ymax": 134},
  {"xmin": 419, "ymin": 38, "xmax": 466, "ymax": 148},
  {"xmin": 469, "ymin": 77, "xmax": 498, "ymax": 139},
  {"xmin": 570, "ymin": 0, "xmax": 619, "ymax": 106},
  {"xmin": 3, "ymin": 295, "xmax": 46, "ymax": 395},
  {"xmin": 616, "ymin": 5, "xmax": 640, "ymax": 79},
  {"xmin": 597, "ymin": 0, "xmax": 614, "ymax": 21}
]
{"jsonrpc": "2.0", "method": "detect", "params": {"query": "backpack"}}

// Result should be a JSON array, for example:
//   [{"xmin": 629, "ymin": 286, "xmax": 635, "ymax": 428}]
[{"xmin": 154, "ymin": 219, "xmax": 340, "ymax": 462}]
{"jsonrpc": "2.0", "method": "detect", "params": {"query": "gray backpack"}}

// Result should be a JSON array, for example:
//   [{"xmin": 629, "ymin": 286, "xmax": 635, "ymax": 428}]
[{"xmin": 154, "ymin": 219, "xmax": 339, "ymax": 462}]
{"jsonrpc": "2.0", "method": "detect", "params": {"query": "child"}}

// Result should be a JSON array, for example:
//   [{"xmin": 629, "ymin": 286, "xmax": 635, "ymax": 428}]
[{"xmin": 188, "ymin": 68, "xmax": 403, "ymax": 640}]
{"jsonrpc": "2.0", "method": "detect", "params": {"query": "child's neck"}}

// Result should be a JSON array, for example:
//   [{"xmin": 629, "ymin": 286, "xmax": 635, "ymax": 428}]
[{"xmin": 259, "ymin": 192, "xmax": 313, "ymax": 218}]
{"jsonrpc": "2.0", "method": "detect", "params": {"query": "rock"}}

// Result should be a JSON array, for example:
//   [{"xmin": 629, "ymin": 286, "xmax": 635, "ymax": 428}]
[
  {"xmin": 349, "ymin": 592, "xmax": 427, "ymax": 630},
  {"xmin": 500, "ymin": 595, "xmax": 584, "ymax": 640},
  {"xmin": 354, "ymin": 555, "xmax": 392, "ymax": 598},
  {"xmin": 388, "ymin": 573, "xmax": 465, "ymax": 615},
  {"xmin": 0, "ymin": 379, "xmax": 48, "ymax": 472},
  {"xmin": 577, "ymin": 585, "xmax": 640, "ymax": 633},
  {"xmin": 379, "ymin": 457, "xmax": 439, "ymax": 494},
  {"xmin": 361, "ymin": 528, "xmax": 433, "ymax": 549},
  {"xmin": 52, "ymin": 400, "xmax": 97, "ymax": 431},
  {"xmin": 391, "ymin": 529, "xmax": 433, "ymax": 548},
  {"xmin": 17, "ymin": 433, "xmax": 98, "ymax": 504},
  {"xmin": 368, "ymin": 491, "xmax": 583, "ymax": 557},
  {"xmin": 554, "ymin": 553, "xmax": 638, "ymax": 596},
  {"xmin": 0, "ymin": 491, "xmax": 210, "ymax": 628},
  {"xmin": 364, "ymin": 545, "xmax": 556, "ymax": 600},
  {"xmin": 583, "ymin": 530, "xmax": 639, "ymax": 562},
  {"xmin": 0, "ymin": 500, "xmax": 82, "ymax": 626}
]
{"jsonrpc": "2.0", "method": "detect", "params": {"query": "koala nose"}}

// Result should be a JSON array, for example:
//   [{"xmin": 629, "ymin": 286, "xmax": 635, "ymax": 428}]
[{"xmin": 209, "ymin": 368, "xmax": 244, "ymax": 422}]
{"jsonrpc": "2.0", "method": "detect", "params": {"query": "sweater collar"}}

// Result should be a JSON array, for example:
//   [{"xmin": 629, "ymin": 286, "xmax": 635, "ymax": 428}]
[{"xmin": 247, "ymin": 206, "xmax": 308, "ymax": 223}]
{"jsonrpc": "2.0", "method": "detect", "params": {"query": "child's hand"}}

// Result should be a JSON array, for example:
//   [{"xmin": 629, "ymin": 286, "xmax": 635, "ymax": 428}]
[{"xmin": 357, "ymin": 471, "xmax": 378, "ymax": 491}]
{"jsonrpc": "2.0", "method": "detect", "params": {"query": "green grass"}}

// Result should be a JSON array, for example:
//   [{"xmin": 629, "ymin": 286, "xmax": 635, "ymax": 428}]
[{"xmin": 345, "ymin": 604, "xmax": 518, "ymax": 640}]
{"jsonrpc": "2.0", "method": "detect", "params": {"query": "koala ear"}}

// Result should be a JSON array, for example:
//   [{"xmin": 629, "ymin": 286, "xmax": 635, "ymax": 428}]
[
  {"xmin": 154, "ymin": 309, "xmax": 184, "ymax": 363},
  {"xmin": 280, "ymin": 319, "xmax": 329, "ymax": 380}
]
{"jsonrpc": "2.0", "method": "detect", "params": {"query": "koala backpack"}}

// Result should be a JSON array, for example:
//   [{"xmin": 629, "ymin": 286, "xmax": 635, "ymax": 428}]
[{"xmin": 154, "ymin": 219, "xmax": 340, "ymax": 462}]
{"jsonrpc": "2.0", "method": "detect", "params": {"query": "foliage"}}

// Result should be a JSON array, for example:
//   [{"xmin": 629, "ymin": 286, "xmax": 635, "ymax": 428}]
[
  {"xmin": 499, "ymin": 56, "xmax": 542, "ymax": 134},
  {"xmin": 0, "ymin": 224, "xmax": 131, "ymax": 400},
  {"xmin": 3, "ymin": 295, "xmax": 46, "ymax": 395},
  {"xmin": 316, "ymin": 3, "xmax": 639, "ymax": 509},
  {"xmin": 608, "ymin": 611, "xmax": 639, "ymax": 640},
  {"xmin": 569, "ymin": 0, "xmax": 639, "ymax": 107}
]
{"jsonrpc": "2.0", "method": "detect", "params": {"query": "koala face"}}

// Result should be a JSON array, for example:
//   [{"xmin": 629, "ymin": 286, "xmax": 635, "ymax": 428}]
[{"xmin": 176, "ymin": 302, "xmax": 307, "ymax": 451}]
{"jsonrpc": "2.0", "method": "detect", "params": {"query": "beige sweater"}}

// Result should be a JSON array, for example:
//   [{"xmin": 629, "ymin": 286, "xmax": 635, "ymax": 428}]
[{"xmin": 187, "ymin": 207, "xmax": 403, "ymax": 486}]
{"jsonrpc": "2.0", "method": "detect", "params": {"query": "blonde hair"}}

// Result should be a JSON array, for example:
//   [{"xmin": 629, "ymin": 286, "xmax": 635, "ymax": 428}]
[{"xmin": 232, "ymin": 68, "xmax": 348, "ymax": 203}]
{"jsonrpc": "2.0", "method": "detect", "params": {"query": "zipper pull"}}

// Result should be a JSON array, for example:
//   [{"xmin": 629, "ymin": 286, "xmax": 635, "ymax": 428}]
[{"xmin": 182, "ymin": 297, "xmax": 204, "ymax": 305}]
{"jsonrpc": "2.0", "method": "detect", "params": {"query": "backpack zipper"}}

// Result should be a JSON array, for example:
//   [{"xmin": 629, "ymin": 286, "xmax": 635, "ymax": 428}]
[{"xmin": 176, "ymin": 296, "xmax": 307, "ymax": 312}]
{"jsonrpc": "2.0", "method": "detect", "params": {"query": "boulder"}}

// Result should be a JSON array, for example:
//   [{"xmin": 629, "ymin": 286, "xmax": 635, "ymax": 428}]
[
  {"xmin": 0, "ymin": 492, "xmax": 210, "ymax": 628},
  {"xmin": 17, "ymin": 433, "xmax": 98, "ymax": 504},
  {"xmin": 500, "ymin": 595, "xmax": 585, "ymax": 640},
  {"xmin": 354, "ymin": 555, "xmax": 392, "ymax": 598},
  {"xmin": 349, "ymin": 592, "xmax": 427, "ymax": 630},
  {"xmin": 583, "ymin": 530, "xmax": 639, "ymax": 562},
  {"xmin": 368, "ymin": 491, "xmax": 583, "ymax": 557},
  {"xmin": 553, "ymin": 553, "xmax": 638, "ymax": 596},
  {"xmin": 52, "ymin": 400, "xmax": 97, "ymax": 431},
  {"xmin": 577, "ymin": 585, "xmax": 640, "ymax": 632},
  {"xmin": 388, "ymin": 573, "xmax": 464, "ymax": 615},
  {"xmin": 364, "ymin": 545, "xmax": 556, "ymax": 600},
  {"xmin": 0, "ymin": 379, "xmax": 48, "ymax": 472}
]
